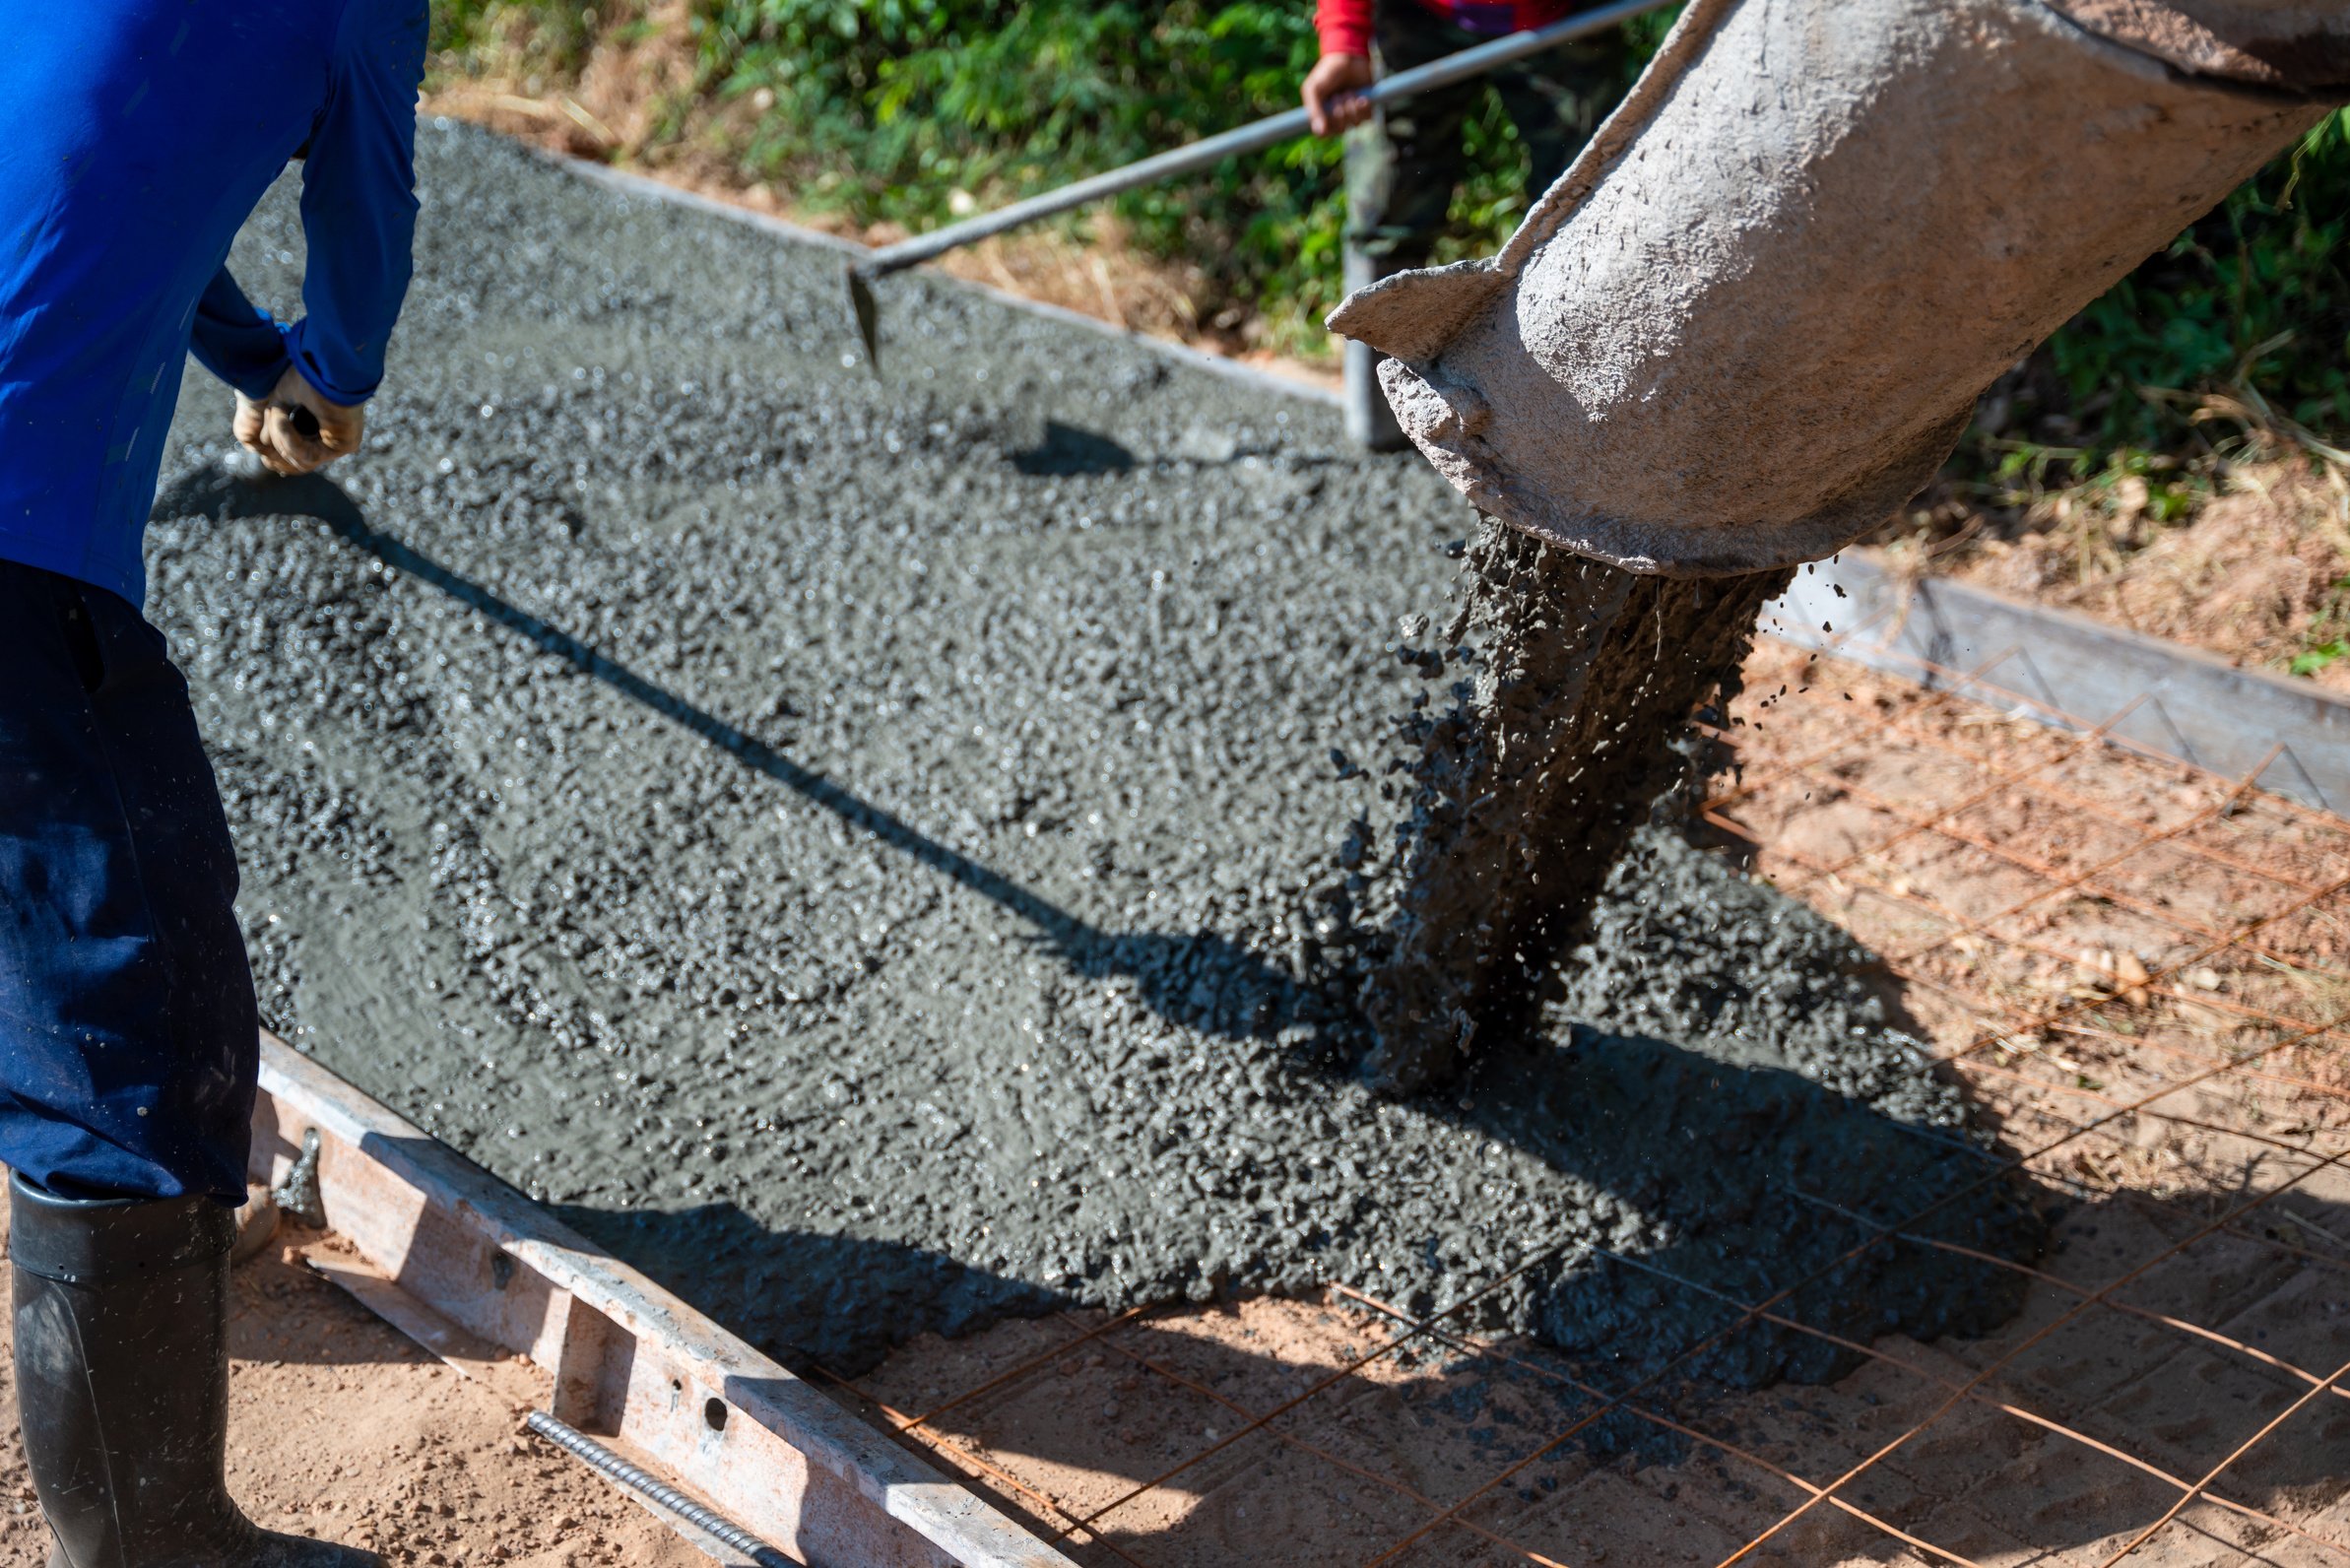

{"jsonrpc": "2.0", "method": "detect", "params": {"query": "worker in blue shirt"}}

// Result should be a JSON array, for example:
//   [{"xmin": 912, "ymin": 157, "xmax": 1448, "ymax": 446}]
[{"xmin": 0, "ymin": 3, "xmax": 425, "ymax": 1564}]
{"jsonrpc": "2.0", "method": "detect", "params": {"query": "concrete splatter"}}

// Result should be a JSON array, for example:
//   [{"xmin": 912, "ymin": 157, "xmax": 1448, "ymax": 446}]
[{"xmin": 1357, "ymin": 517, "xmax": 1791, "ymax": 1093}]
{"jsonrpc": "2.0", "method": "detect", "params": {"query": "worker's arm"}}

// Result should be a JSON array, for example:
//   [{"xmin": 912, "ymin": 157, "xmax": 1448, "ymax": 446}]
[
  {"xmin": 189, "ymin": 269, "xmax": 295, "ymax": 401},
  {"xmin": 192, "ymin": 269, "xmax": 356, "ymax": 477},
  {"xmin": 233, "ymin": 0, "xmax": 427, "ymax": 476},
  {"xmin": 1304, "ymin": 0, "xmax": 1376, "ymax": 135}
]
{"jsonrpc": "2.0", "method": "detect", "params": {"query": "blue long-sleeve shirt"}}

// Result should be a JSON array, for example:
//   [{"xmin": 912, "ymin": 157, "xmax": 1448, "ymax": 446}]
[{"xmin": 0, "ymin": 0, "xmax": 427, "ymax": 609}]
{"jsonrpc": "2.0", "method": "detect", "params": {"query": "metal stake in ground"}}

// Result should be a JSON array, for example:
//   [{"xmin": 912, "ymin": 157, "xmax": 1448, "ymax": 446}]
[{"xmin": 840, "ymin": 0, "xmax": 1678, "ymax": 367}]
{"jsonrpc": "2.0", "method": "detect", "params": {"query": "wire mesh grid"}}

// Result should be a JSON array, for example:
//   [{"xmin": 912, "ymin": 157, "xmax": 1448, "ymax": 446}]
[{"xmin": 817, "ymin": 627, "xmax": 2350, "ymax": 1568}]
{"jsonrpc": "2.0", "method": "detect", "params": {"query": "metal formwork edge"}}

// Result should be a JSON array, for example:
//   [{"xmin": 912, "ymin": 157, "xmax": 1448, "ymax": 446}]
[
  {"xmin": 1764, "ymin": 554, "xmax": 2350, "ymax": 817},
  {"xmin": 249, "ymin": 1032, "xmax": 1077, "ymax": 1568}
]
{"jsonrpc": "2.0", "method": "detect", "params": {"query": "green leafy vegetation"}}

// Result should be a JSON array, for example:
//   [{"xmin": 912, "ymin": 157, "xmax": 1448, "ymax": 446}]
[
  {"xmin": 2293, "ymin": 573, "xmax": 2350, "ymax": 676},
  {"xmin": 2294, "ymin": 639, "xmax": 2350, "ymax": 678}
]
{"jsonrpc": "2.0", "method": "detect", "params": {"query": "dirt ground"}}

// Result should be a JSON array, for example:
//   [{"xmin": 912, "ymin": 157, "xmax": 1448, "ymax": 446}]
[
  {"xmin": 1895, "ymin": 461, "xmax": 2350, "ymax": 696},
  {"xmin": 0, "ymin": 1212, "xmax": 707, "ymax": 1568}
]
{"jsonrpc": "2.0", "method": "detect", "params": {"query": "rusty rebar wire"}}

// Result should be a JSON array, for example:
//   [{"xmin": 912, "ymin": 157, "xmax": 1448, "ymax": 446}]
[
  {"xmin": 1708, "ymin": 1125, "xmax": 2350, "ymax": 1565},
  {"xmin": 1346, "ymin": 1004, "xmax": 2350, "ymax": 1567},
  {"xmin": 2094, "ymin": 1353, "xmax": 2350, "ymax": 1566}
]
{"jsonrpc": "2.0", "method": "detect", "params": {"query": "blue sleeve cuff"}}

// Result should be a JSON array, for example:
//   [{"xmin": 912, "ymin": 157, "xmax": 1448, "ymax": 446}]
[
  {"xmin": 187, "ymin": 268, "xmax": 294, "ymax": 399},
  {"xmin": 281, "ymin": 318, "xmax": 380, "ymax": 407}
]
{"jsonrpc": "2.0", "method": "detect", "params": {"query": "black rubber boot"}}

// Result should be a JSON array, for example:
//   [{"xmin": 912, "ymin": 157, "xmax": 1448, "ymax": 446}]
[{"xmin": 9, "ymin": 1173, "xmax": 382, "ymax": 1568}]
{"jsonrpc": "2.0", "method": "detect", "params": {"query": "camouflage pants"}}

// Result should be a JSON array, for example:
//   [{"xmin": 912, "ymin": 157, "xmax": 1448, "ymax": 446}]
[{"xmin": 1345, "ymin": 3, "xmax": 1629, "ymax": 274}]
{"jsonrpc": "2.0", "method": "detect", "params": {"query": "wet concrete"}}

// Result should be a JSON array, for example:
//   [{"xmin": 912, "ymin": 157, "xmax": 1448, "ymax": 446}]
[
  {"xmin": 146, "ymin": 122, "xmax": 2038, "ymax": 1378},
  {"xmin": 1358, "ymin": 519, "xmax": 1792, "ymax": 1093}
]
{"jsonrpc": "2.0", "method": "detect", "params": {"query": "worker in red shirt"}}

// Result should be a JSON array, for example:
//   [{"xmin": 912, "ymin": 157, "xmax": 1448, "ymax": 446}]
[{"xmin": 1304, "ymin": 0, "xmax": 1628, "ymax": 447}]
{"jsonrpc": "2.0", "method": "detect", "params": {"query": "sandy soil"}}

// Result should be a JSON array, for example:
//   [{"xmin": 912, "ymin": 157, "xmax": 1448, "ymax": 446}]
[{"xmin": 0, "ymin": 1212, "xmax": 706, "ymax": 1568}]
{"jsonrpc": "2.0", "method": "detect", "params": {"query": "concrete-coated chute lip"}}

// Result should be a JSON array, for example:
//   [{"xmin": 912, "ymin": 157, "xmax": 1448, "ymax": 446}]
[
  {"xmin": 1325, "ymin": 0, "xmax": 2340, "ymax": 577},
  {"xmin": 2049, "ymin": 0, "xmax": 2350, "ymax": 92},
  {"xmin": 249, "ymin": 1032, "xmax": 1077, "ymax": 1568}
]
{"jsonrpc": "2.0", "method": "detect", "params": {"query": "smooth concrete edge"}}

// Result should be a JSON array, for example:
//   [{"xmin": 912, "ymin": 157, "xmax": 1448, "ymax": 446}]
[
  {"xmin": 251, "ymin": 1030, "xmax": 1078, "ymax": 1568},
  {"xmin": 1763, "ymin": 555, "xmax": 2350, "ymax": 818},
  {"xmin": 500, "ymin": 131, "xmax": 1346, "ymax": 411}
]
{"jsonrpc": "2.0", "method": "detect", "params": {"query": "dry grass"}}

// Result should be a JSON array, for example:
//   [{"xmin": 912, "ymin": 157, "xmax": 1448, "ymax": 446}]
[{"xmin": 1885, "ymin": 456, "xmax": 2350, "ymax": 693}]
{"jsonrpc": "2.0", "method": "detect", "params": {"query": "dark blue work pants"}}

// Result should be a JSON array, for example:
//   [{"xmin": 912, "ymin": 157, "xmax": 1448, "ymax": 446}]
[{"xmin": 0, "ymin": 559, "xmax": 256, "ymax": 1203}]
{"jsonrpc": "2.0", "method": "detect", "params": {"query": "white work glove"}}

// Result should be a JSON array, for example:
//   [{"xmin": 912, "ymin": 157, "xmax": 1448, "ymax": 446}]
[
  {"xmin": 233, "ymin": 365, "xmax": 363, "ymax": 477},
  {"xmin": 1303, "ymin": 51, "xmax": 1376, "ymax": 137}
]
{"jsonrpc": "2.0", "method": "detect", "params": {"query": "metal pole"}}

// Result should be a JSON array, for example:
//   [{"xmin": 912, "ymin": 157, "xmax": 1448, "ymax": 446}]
[
  {"xmin": 1343, "ymin": 239, "xmax": 1407, "ymax": 451},
  {"xmin": 1340, "ymin": 101, "xmax": 1407, "ymax": 450},
  {"xmin": 853, "ymin": 0, "xmax": 1675, "ymax": 283},
  {"xmin": 526, "ymin": 1410, "xmax": 797, "ymax": 1567}
]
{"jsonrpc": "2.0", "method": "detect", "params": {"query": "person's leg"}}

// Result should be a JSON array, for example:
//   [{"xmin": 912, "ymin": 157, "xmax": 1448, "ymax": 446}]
[
  {"xmin": 0, "ymin": 562, "xmax": 256, "ymax": 1205},
  {"xmin": 1493, "ymin": 30, "xmax": 1631, "ymax": 201},
  {"xmin": 1343, "ymin": 3, "xmax": 1480, "ymax": 447},
  {"xmin": 1349, "ymin": 2, "xmax": 1478, "ymax": 276},
  {"xmin": 0, "ymin": 559, "xmax": 374, "ymax": 1568}
]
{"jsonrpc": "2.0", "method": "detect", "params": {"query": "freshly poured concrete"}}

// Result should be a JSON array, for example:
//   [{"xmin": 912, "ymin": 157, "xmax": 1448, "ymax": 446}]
[
  {"xmin": 1359, "ymin": 521, "xmax": 1794, "ymax": 1093},
  {"xmin": 147, "ymin": 123, "xmax": 2036, "ymax": 1378}
]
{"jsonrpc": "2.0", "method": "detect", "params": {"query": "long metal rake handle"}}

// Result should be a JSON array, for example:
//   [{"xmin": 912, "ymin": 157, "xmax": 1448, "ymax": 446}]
[
  {"xmin": 857, "ymin": 0, "xmax": 1674, "ymax": 283},
  {"xmin": 845, "ymin": 0, "xmax": 1677, "ymax": 364}
]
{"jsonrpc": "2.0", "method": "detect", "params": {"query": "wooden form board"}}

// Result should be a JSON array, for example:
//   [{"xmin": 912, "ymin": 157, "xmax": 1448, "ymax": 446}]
[
  {"xmin": 249, "ymin": 1034, "xmax": 1076, "ymax": 1568},
  {"xmin": 1762, "ymin": 555, "xmax": 2350, "ymax": 817}
]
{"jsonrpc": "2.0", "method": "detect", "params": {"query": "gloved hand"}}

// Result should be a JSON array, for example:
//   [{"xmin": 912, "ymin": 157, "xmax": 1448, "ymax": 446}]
[
  {"xmin": 1303, "ymin": 51, "xmax": 1376, "ymax": 136},
  {"xmin": 232, "ymin": 365, "xmax": 363, "ymax": 477}
]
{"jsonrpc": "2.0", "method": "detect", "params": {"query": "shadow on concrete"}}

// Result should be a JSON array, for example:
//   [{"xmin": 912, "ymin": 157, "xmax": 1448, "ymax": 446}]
[
  {"xmin": 1008, "ymin": 421, "xmax": 1138, "ymax": 478},
  {"xmin": 146, "ymin": 470, "xmax": 2350, "ymax": 1561},
  {"xmin": 155, "ymin": 470, "xmax": 2047, "ymax": 1384},
  {"xmin": 153, "ymin": 465, "xmax": 1309, "ymax": 1045},
  {"xmin": 521, "ymin": 1034, "xmax": 2046, "ymax": 1389}
]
